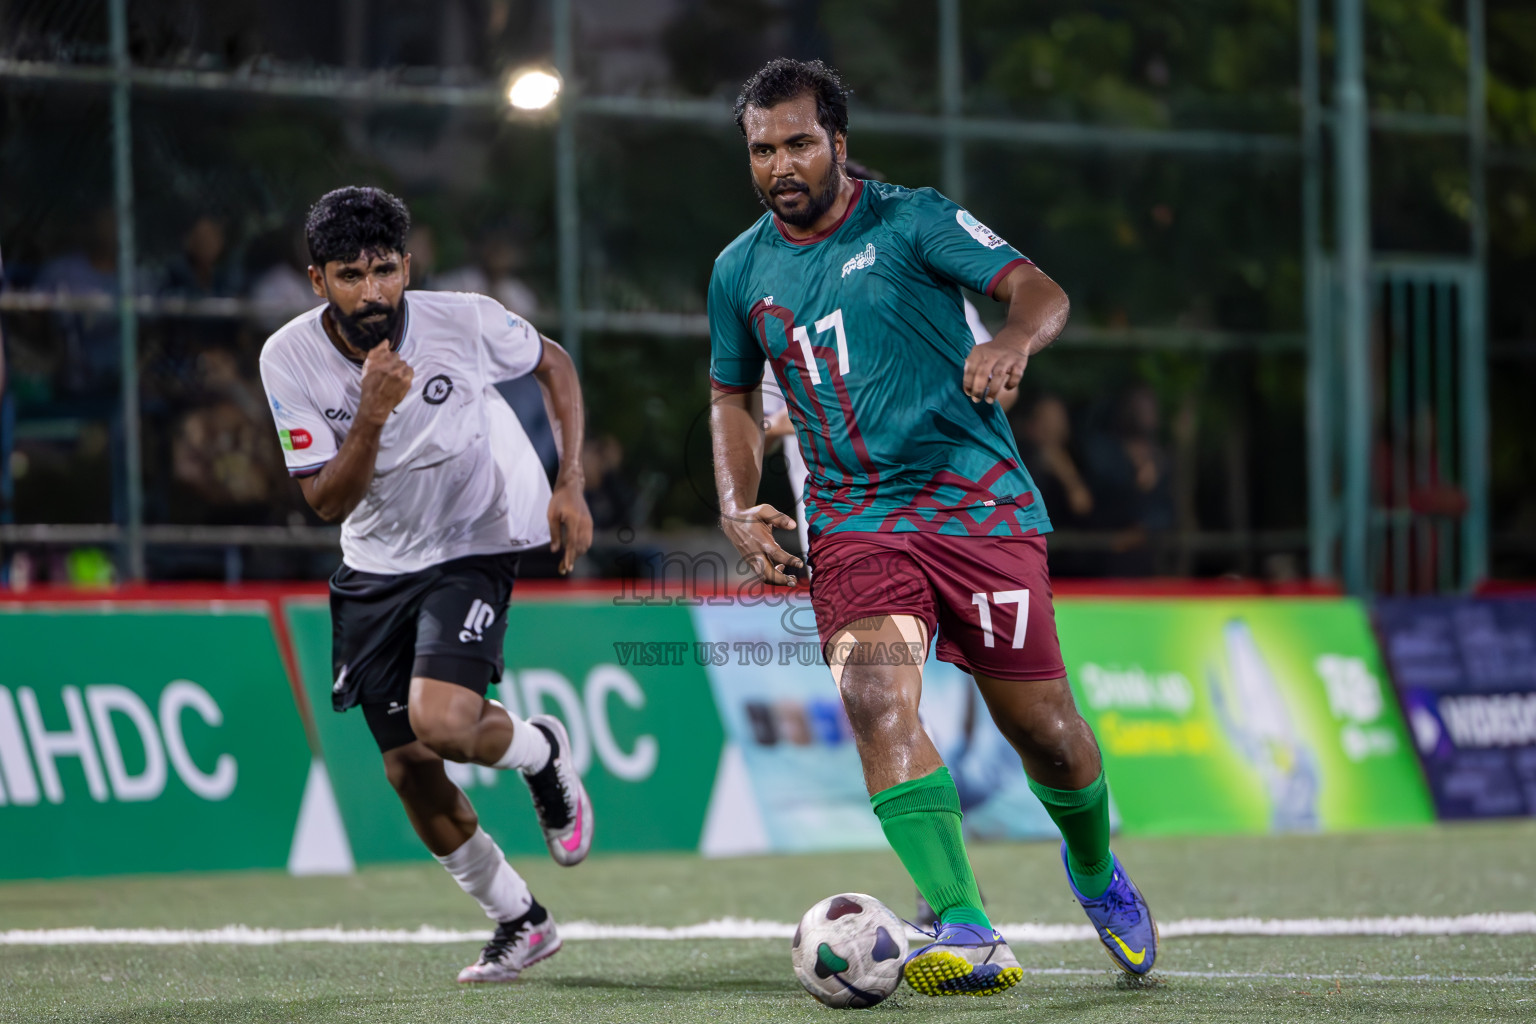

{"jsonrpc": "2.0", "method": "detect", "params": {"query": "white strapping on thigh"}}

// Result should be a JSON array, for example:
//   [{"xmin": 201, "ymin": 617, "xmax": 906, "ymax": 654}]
[{"xmin": 826, "ymin": 614, "xmax": 928, "ymax": 689}]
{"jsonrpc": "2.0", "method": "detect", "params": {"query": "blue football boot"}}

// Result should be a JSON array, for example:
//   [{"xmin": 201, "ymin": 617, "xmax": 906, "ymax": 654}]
[
  {"xmin": 902, "ymin": 922, "xmax": 1023, "ymax": 996},
  {"xmin": 1061, "ymin": 842, "xmax": 1158, "ymax": 975}
]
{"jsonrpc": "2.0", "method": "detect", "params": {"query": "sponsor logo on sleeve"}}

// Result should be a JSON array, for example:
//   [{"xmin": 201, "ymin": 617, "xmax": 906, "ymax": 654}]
[
  {"xmin": 279, "ymin": 428, "xmax": 313, "ymax": 451},
  {"xmin": 956, "ymin": 209, "xmax": 1009, "ymax": 250}
]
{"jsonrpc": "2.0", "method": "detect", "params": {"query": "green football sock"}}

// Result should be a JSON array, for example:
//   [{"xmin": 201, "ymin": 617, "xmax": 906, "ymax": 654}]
[
  {"xmin": 870, "ymin": 767, "xmax": 991, "ymax": 929},
  {"xmin": 1029, "ymin": 770, "xmax": 1114, "ymax": 898}
]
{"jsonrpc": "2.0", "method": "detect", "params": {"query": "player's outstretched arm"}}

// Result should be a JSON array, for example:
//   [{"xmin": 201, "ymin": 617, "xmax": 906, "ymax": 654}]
[
  {"xmin": 962, "ymin": 263, "xmax": 1070, "ymax": 405},
  {"xmin": 297, "ymin": 345, "xmax": 413, "ymax": 521},
  {"xmin": 533, "ymin": 337, "xmax": 593, "ymax": 575},
  {"xmin": 710, "ymin": 387, "xmax": 803, "ymax": 586}
]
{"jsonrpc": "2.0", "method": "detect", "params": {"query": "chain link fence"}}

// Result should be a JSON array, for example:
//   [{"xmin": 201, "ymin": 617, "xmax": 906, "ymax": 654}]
[{"xmin": 1, "ymin": 0, "xmax": 1532, "ymax": 586}]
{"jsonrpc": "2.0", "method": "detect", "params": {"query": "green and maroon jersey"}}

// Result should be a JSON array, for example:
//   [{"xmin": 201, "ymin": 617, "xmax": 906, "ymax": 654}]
[{"xmin": 708, "ymin": 179, "xmax": 1052, "ymax": 541}]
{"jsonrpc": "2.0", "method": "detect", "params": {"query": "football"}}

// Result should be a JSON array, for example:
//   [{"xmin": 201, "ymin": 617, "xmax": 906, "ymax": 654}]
[{"xmin": 790, "ymin": 892, "xmax": 909, "ymax": 1007}]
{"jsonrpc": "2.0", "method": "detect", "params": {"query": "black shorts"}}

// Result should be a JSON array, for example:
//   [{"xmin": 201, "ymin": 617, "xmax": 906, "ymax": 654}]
[{"xmin": 330, "ymin": 551, "xmax": 519, "ymax": 752}]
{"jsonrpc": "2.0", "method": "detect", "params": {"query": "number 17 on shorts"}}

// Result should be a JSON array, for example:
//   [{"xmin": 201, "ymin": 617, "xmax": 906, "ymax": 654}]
[{"xmin": 970, "ymin": 590, "xmax": 1030, "ymax": 649}]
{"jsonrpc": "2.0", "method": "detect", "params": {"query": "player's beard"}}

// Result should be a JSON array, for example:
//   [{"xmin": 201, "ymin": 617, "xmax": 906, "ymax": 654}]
[
  {"xmin": 332, "ymin": 299, "xmax": 401, "ymax": 351},
  {"xmin": 759, "ymin": 161, "xmax": 843, "ymax": 229}
]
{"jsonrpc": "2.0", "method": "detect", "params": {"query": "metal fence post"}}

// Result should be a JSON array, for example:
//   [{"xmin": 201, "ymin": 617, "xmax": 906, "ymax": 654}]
[
  {"xmin": 1463, "ymin": 0, "xmax": 1489, "ymax": 588},
  {"xmin": 1300, "ymin": 0, "xmax": 1332, "ymax": 581},
  {"xmin": 108, "ymin": 0, "xmax": 144, "ymax": 581},
  {"xmin": 553, "ymin": 0, "xmax": 581, "ymax": 372},
  {"xmin": 938, "ymin": 0, "xmax": 964, "ymax": 203},
  {"xmin": 1334, "ymin": 0, "xmax": 1371, "ymax": 596}
]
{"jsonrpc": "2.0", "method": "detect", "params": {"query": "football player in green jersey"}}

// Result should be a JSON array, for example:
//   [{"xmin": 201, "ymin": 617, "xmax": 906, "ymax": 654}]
[{"xmin": 708, "ymin": 59, "xmax": 1158, "ymax": 995}]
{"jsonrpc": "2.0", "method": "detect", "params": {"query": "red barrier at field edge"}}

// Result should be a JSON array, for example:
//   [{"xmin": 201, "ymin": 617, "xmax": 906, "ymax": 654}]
[{"xmin": 0, "ymin": 576, "xmax": 1346, "ymax": 605}]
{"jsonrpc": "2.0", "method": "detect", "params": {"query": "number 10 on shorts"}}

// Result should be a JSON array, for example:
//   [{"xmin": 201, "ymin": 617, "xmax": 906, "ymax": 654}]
[{"xmin": 971, "ymin": 589, "xmax": 1030, "ymax": 649}]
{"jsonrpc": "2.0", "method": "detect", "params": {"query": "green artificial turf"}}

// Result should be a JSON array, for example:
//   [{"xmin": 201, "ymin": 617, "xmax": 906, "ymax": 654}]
[{"xmin": 3, "ymin": 821, "xmax": 1534, "ymax": 1023}]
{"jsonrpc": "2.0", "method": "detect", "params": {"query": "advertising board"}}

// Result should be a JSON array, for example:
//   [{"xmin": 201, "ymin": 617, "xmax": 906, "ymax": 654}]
[
  {"xmin": 0, "ymin": 607, "xmax": 313, "ymax": 878},
  {"xmin": 1056, "ymin": 599, "xmax": 1435, "ymax": 835},
  {"xmin": 1376, "ymin": 597, "xmax": 1536, "ymax": 818},
  {"xmin": 284, "ymin": 599, "xmax": 724, "ymax": 862}
]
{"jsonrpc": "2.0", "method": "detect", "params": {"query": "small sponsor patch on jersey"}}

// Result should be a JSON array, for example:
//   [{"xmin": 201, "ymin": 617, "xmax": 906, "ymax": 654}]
[
  {"xmin": 841, "ymin": 243, "xmax": 877, "ymax": 278},
  {"xmin": 279, "ymin": 428, "xmax": 313, "ymax": 451},
  {"xmin": 423, "ymin": 374, "xmax": 454, "ymax": 405},
  {"xmin": 956, "ymin": 209, "xmax": 1008, "ymax": 250}
]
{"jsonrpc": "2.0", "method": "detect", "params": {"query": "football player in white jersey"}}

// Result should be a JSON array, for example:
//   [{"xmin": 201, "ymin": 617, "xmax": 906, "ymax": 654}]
[{"xmin": 260, "ymin": 187, "xmax": 594, "ymax": 983}]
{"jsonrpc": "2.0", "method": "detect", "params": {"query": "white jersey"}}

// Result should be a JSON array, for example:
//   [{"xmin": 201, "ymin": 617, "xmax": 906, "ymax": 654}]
[
  {"xmin": 762, "ymin": 299, "xmax": 994, "ymax": 556},
  {"xmin": 259, "ymin": 290, "xmax": 552, "ymax": 575}
]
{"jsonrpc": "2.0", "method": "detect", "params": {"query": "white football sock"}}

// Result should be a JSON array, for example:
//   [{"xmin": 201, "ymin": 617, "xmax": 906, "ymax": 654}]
[
  {"xmin": 491, "ymin": 709, "xmax": 552, "ymax": 773},
  {"xmin": 434, "ymin": 827, "xmax": 533, "ymax": 923}
]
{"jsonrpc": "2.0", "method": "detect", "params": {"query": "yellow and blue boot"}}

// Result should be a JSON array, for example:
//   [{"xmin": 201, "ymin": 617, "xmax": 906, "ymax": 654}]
[
  {"xmin": 902, "ymin": 922, "xmax": 1023, "ymax": 996},
  {"xmin": 1062, "ymin": 842, "xmax": 1158, "ymax": 976}
]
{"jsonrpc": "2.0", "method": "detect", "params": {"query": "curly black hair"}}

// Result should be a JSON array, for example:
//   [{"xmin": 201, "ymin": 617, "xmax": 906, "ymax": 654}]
[
  {"xmin": 304, "ymin": 186, "xmax": 410, "ymax": 267},
  {"xmin": 733, "ymin": 58, "xmax": 851, "ymax": 143}
]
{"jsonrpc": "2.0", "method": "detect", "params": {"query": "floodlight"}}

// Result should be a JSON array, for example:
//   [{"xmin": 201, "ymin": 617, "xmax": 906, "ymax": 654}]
[{"xmin": 507, "ymin": 68, "xmax": 561, "ymax": 111}]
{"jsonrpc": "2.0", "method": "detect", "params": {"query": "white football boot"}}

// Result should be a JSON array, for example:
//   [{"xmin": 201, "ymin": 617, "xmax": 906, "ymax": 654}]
[
  {"xmin": 522, "ymin": 714, "xmax": 594, "ymax": 866},
  {"xmin": 457, "ymin": 901, "xmax": 562, "ymax": 983}
]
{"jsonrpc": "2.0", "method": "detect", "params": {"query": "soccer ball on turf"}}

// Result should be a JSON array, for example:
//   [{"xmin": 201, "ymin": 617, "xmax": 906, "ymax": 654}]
[{"xmin": 791, "ymin": 892, "xmax": 909, "ymax": 1008}]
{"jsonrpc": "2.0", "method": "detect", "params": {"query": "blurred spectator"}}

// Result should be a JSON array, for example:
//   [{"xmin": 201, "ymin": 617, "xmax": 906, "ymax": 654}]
[
  {"xmin": 1015, "ymin": 394, "xmax": 1095, "ymax": 576},
  {"xmin": 0, "ymin": 244, "xmax": 11, "ymax": 528},
  {"xmin": 247, "ymin": 229, "xmax": 317, "ymax": 331},
  {"xmin": 33, "ymin": 207, "xmax": 126, "ymax": 400},
  {"xmin": 160, "ymin": 215, "xmax": 243, "ymax": 299},
  {"xmin": 582, "ymin": 433, "xmax": 638, "ymax": 531},
  {"xmin": 434, "ymin": 227, "xmax": 540, "ymax": 316},
  {"xmin": 29, "ymin": 210, "xmax": 140, "ymax": 527},
  {"xmin": 1373, "ymin": 407, "xmax": 1468, "ymax": 592},
  {"xmin": 570, "ymin": 431, "xmax": 666, "ymax": 581},
  {"xmin": 405, "ymin": 224, "xmax": 439, "ymax": 287},
  {"xmin": 168, "ymin": 346, "xmax": 283, "ymax": 523},
  {"xmin": 1017, "ymin": 395, "xmax": 1093, "ymax": 524},
  {"xmin": 171, "ymin": 401, "xmax": 272, "ymax": 511},
  {"xmin": 194, "ymin": 343, "xmax": 271, "ymax": 426},
  {"xmin": 1083, "ymin": 382, "xmax": 1176, "ymax": 575}
]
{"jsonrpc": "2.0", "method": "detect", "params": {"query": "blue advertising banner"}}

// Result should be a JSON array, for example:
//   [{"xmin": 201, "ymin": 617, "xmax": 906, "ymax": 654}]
[
  {"xmin": 689, "ymin": 601, "xmax": 1087, "ymax": 855},
  {"xmin": 1375, "ymin": 597, "xmax": 1536, "ymax": 819}
]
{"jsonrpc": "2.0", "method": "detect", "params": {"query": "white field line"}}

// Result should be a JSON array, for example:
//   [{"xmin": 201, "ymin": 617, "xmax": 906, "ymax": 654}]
[
  {"xmin": 1017, "ymin": 967, "xmax": 1536, "ymax": 984},
  {"xmin": 4, "ymin": 912, "xmax": 1536, "ymax": 948}
]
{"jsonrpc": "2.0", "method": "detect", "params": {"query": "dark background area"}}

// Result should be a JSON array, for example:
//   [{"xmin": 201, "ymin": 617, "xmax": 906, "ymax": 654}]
[{"xmin": 0, "ymin": 0, "xmax": 1531, "ymax": 583}]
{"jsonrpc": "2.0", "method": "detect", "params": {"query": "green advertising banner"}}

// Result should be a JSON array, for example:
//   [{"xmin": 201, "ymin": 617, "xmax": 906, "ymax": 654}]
[
  {"xmin": 1054, "ymin": 599, "xmax": 1435, "ymax": 835},
  {"xmin": 285, "ymin": 599, "xmax": 724, "ymax": 863},
  {"xmin": 0, "ymin": 594, "xmax": 1435, "ymax": 881},
  {"xmin": 0, "ymin": 607, "xmax": 314, "ymax": 879}
]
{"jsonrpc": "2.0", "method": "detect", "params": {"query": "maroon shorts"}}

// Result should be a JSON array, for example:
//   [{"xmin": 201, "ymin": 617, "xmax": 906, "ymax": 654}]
[{"xmin": 808, "ymin": 531, "xmax": 1067, "ymax": 682}]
